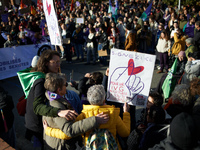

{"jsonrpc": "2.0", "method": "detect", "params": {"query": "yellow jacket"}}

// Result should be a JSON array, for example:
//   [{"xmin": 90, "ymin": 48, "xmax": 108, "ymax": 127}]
[
  {"xmin": 45, "ymin": 105, "xmax": 130, "ymax": 149},
  {"xmin": 170, "ymin": 33, "xmax": 187, "ymax": 55}
]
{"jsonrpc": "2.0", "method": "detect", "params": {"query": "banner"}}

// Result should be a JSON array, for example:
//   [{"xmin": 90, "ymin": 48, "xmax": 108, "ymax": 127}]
[
  {"xmin": 0, "ymin": 43, "xmax": 50, "ymax": 80},
  {"xmin": 24, "ymin": 29, "xmax": 47, "ymax": 43},
  {"xmin": 107, "ymin": 49, "xmax": 156, "ymax": 107},
  {"xmin": 43, "ymin": 0, "xmax": 62, "ymax": 46}
]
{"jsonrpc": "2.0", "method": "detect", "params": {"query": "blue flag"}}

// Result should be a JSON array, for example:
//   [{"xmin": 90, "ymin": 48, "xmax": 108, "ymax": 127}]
[{"xmin": 140, "ymin": 0, "xmax": 153, "ymax": 21}]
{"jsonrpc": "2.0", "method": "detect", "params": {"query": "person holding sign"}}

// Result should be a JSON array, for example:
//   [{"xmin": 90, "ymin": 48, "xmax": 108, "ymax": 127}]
[{"xmin": 96, "ymin": 24, "xmax": 108, "ymax": 66}]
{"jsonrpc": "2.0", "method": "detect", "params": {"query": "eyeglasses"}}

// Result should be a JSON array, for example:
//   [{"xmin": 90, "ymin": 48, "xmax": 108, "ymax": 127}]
[
  {"xmin": 65, "ymin": 82, "xmax": 68, "ymax": 87},
  {"xmin": 49, "ymin": 60, "xmax": 61, "ymax": 65}
]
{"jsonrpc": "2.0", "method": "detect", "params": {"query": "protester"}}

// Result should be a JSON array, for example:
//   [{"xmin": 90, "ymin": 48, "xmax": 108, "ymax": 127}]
[
  {"xmin": 127, "ymin": 105, "xmax": 166, "ymax": 150},
  {"xmin": 156, "ymin": 30, "xmax": 171, "ymax": 73},
  {"xmin": 124, "ymin": 23, "xmax": 137, "ymax": 51},
  {"xmin": 96, "ymin": 24, "xmax": 108, "ymax": 66},
  {"xmin": 4, "ymin": 34, "xmax": 17, "ymax": 48},
  {"xmin": 17, "ymin": 50, "xmax": 108, "ymax": 148},
  {"xmin": 0, "ymin": 86, "xmax": 15, "ymax": 148},
  {"xmin": 44, "ymin": 85, "xmax": 130, "ymax": 150},
  {"xmin": 193, "ymin": 21, "xmax": 200, "ymax": 51},
  {"xmin": 185, "ymin": 38, "xmax": 197, "ymax": 58},
  {"xmin": 72, "ymin": 25, "xmax": 85, "ymax": 61},
  {"xmin": 42, "ymin": 73, "xmax": 109, "ymax": 149},
  {"xmin": 2, "ymin": 1, "xmax": 200, "ymax": 149},
  {"xmin": 155, "ymin": 51, "xmax": 187, "ymax": 94},
  {"xmin": 78, "ymin": 72, "xmax": 103, "ymax": 104},
  {"xmin": 181, "ymin": 51, "xmax": 200, "ymax": 84},
  {"xmin": 85, "ymin": 28, "xmax": 97, "ymax": 65}
]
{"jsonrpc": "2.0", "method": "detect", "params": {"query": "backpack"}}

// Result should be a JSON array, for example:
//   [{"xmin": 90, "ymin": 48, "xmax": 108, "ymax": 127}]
[{"xmin": 86, "ymin": 128, "xmax": 118, "ymax": 150}]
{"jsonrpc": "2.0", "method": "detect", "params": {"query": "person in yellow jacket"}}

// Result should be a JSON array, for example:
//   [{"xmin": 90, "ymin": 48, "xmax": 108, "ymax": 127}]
[
  {"xmin": 169, "ymin": 29, "xmax": 187, "ymax": 56},
  {"xmin": 43, "ymin": 85, "xmax": 130, "ymax": 150},
  {"xmin": 168, "ymin": 29, "xmax": 187, "ymax": 67}
]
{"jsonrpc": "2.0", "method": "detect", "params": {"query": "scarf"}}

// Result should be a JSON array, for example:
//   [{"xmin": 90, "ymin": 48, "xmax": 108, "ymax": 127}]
[
  {"xmin": 47, "ymin": 91, "xmax": 74, "ymax": 110},
  {"xmin": 17, "ymin": 68, "xmax": 45, "ymax": 98}
]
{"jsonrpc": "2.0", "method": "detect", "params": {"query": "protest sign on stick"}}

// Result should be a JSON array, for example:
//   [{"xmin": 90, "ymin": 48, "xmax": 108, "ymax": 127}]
[
  {"xmin": 107, "ymin": 49, "xmax": 156, "ymax": 107},
  {"xmin": 76, "ymin": 18, "xmax": 84, "ymax": 24},
  {"xmin": 43, "ymin": 0, "xmax": 62, "ymax": 46}
]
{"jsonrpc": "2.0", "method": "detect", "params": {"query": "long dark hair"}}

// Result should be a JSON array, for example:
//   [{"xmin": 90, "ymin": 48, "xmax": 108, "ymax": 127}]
[
  {"xmin": 31, "ymin": 50, "xmax": 60, "ymax": 73},
  {"xmin": 160, "ymin": 29, "xmax": 169, "ymax": 41}
]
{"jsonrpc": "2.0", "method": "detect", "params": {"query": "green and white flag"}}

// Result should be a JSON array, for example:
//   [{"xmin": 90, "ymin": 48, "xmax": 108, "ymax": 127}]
[{"xmin": 162, "ymin": 58, "xmax": 178, "ymax": 99}]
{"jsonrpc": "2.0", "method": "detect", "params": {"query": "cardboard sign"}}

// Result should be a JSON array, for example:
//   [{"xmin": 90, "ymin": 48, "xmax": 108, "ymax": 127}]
[
  {"xmin": 63, "ymin": 38, "xmax": 70, "ymax": 44},
  {"xmin": 98, "ymin": 49, "xmax": 108, "ymax": 56},
  {"xmin": 107, "ymin": 49, "xmax": 156, "ymax": 107},
  {"xmin": 76, "ymin": 18, "xmax": 84, "ymax": 24}
]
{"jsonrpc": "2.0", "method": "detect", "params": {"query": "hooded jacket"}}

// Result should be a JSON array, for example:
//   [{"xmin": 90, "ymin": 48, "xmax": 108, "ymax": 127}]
[{"xmin": 170, "ymin": 33, "xmax": 187, "ymax": 55}]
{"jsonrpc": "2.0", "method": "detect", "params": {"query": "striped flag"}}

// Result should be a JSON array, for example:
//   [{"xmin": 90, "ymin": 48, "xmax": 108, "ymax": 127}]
[{"xmin": 140, "ymin": 0, "xmax": 153, "ymax": 21}]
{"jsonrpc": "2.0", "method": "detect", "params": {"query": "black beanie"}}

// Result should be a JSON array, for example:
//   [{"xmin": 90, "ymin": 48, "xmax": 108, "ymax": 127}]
[{"xmin": 170, "ymin": 112, "xmax": 198, "ymax": 150}]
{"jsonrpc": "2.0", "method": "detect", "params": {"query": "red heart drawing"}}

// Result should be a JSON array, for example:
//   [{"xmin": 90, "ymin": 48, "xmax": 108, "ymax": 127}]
[
  {"xmin": 46, "ymin": 1, "xmax": 51, "ymax": 15},
  {"xmin": 128, "ymin": 59, "xmax": 144, "ymax": 75}
]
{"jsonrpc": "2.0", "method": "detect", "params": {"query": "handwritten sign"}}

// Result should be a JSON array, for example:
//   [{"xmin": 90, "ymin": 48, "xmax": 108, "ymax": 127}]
[
  {"xmin": 107, "ymin": 49, "xmax": 156, "ymax": 107},
  {"xmin": 76, "ymin": 18, "xmax": 84, "ymax": 24},
  {"xmin": 43, "ymin": 0, "xmax": 62, "ymax": 46}
]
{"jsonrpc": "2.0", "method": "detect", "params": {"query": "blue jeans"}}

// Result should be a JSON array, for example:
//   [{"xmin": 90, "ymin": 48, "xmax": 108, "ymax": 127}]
[
  {"xmin": 87, "ymin": 46, "xmax": 96, "ymax": 63},
  {"xmin": 74, "ymin": 44, "xmax": 83, "ymax": 59},
  {"xmin": 98, "ymin": 43, "xmax": 107, "ymax": 65}
]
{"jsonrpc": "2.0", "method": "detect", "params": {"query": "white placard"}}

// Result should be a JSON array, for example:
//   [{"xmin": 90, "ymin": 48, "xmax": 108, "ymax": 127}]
[
  {"xmin": 107, "ymin": 49, "xmax": 156, "ymax": 107},
  {"xmin": 76, "ymin": 18, "xmax": 84, "ymax": 24},
  {"xmin": 43, "ymin": 0, "xmax": 62, "ymax": 46}
]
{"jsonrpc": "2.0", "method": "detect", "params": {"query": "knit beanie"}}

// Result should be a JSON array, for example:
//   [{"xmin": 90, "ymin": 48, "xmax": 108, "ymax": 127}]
[
  {"xmin": 31, "ymin": 55, "xmax": 40, "ymax": 68},
  {"xmin": 170, "ymin": 112, "xmax": 198, "ymax": 150}
]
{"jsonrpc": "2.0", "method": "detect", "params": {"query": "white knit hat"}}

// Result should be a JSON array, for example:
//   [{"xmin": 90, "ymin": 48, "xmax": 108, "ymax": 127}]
[{"xmin": 31, "ymin": 55, "xmax": 40, "ymax": 68}]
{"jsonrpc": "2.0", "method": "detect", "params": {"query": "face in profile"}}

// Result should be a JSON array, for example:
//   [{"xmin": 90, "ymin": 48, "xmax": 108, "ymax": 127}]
[{"xmin": 46, "ymin": 55, "xmax": 61, "ymax": 73}]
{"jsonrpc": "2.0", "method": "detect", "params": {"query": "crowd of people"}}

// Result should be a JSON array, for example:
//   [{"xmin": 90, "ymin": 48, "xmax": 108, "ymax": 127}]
[{"xmin": 1, "ymin": 0, "xmax": 200, "ymax": 149}]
